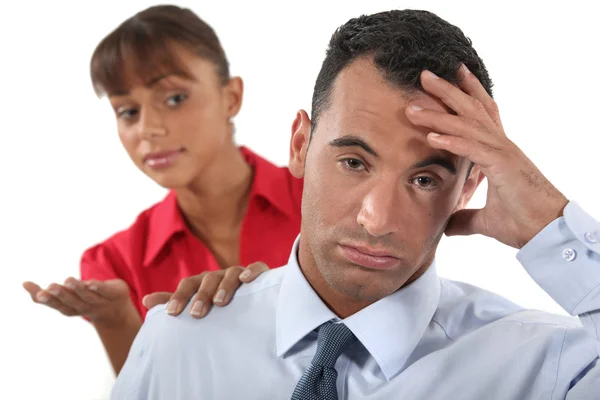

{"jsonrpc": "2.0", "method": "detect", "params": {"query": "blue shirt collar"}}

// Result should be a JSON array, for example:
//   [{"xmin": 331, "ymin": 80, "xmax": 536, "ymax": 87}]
[{"xmin": 276, "ymin": 236, "xmax": 441, "ymax": 381}]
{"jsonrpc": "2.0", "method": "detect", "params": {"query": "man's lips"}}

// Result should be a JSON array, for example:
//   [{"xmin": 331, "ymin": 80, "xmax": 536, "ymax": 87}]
[{"xmin": 338, "ymin": 243, "xmax": 401, "ymax": 270}]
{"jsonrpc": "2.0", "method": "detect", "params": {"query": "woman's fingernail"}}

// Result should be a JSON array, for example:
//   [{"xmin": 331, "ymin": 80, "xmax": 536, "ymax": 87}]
[
  {"xmin": 88, "ymin": 284, "xmax": 98, "ymax": 291},
  {"xmin": 461, "ymin": 63, "xmax": 471, "ymax": 74},
  {"xmin": 410, "ymin": 104, "xmax": 423, "ymax": 111},
  {"xmin": 191, "ymin": 301, "xmax": 204, "ymax": 316},
  {"xmin": 239, "ymin": 270, "xmax": 251, "ymax": 280},
  {"xmin": 48, "ymin": 288, "xmax": 60, "ymax": 296},
  {"xmin": 429, "ymin": 132, "xmax": 441, "ymax": 139},
  {"xmin": 424, "ymin": 70, "xmax": 439, "ymax": 79},
  {"xmin": 65, "ymin": 282, "xmax": 76, "ymax": 290},
  {"xmin": 214, "ymin": 289, "xmax": 226, "ymax": 303},
  {"xmin": 166, "ymin": 300, "xmax": 179, "ymax": 314},
  {"xmin": 37, "ymin": 293, "xmax": 49, "ymax": 303}
]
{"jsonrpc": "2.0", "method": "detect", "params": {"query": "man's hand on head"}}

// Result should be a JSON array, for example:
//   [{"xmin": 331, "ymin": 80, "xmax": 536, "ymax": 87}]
[{"xmin": 405, "ymin": 64, "xmax": 568, "ymax": 249}]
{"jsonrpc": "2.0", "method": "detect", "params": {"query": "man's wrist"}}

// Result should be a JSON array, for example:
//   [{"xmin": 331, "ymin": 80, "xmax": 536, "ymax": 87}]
[{"xmin": 520, "ymin": 196, "xmax": 569, "ymax": 248}]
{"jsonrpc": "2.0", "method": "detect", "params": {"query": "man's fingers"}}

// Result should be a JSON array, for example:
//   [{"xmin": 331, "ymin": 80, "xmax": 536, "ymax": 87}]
[
  {"xmin": 420, "ymin": 69, "xmax": 497, "ymax": 131},
  {"xmin": 239, "ymin": 262, "xmax": 270, "ymax": 283},
  {"xmin": 405, "ymin": 106, "xmax": 500, "ymax": 146},
  {"xmin": 142, "ymin": 292, "xmax": 172, "ymax": 310},
  {"xmin": 457, "ymin": 64, "xmax": 504, "ymax": 130},
  {"xmin": 427, "ymin": 132, "xmax": 497, "ymax": 169}
]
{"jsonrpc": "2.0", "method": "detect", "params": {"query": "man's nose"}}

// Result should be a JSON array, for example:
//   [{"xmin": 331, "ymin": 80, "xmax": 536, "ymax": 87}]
[{"xmin": 356, "ymin": 183, "xmax": 403, "ymax": 238}]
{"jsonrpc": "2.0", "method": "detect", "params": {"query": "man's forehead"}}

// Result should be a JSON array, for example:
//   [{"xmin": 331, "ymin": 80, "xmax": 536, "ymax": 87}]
[
  {"xmin": 331, "ymin": 58, "xmax": 397, "ymax": 108},
  {"xmin": 330, "ymin": 58, "xmax": 450, "ymax": 116},
  {"xmin": 315, "ymin": 60, "xmax": 463, "ymax": 169}
]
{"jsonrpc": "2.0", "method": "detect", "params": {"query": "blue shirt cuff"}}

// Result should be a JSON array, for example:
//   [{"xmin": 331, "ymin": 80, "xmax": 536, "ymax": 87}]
[{"xmin": 517, "ymin": 201, "xmax": 600, "ymax": 315}]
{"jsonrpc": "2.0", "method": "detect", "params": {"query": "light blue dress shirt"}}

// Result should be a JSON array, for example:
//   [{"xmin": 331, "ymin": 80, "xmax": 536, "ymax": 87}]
[{"xmin": 112, "ymin": 201, "xmax": 600, "ymax": 399}]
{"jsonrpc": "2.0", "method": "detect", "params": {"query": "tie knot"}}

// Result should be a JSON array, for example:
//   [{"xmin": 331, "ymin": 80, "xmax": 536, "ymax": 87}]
[{"xmin": 312, "ymin": 322, "xmax": 357, "ymax": 368}]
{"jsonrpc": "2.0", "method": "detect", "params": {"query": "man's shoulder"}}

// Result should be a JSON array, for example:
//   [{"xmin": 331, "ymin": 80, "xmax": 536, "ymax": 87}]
[
  {"xmin": 433, "ymin": 278, "xmax": 525, "ymax": 341},
  {"xmin": 475, "ymin": 309, "xmax": 596, "ymax": 362},
  {"xmin": 496, "ymin": 309, "xmax": 582, "ymax": 328},
  {"xmin": 143, "ymin": 267, "xmax": 286, "ymax": 338},
  {"xmin": 434, "ymin": 278, "xmax": 587, "ymax": 341},
  {"xmin": 232, "ymin": 266, "xmax": 287, "ymax": 299},
  {"xmin": 116, "ymin": 267, "xmax": 288, "ymax": 398}
]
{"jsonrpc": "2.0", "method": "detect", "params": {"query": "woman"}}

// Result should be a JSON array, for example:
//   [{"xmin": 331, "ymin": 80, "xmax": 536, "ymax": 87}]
[{"xmin": 22, "ymin": 4, "xmax": 302, "ymax": 374}]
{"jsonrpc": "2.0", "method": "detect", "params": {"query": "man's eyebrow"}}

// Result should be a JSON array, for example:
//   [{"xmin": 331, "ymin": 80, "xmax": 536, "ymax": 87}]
[
  {"xmin": 411, "ymin": 155, "xmax": 457, "ymax": 175},
  {"xmin": 328, "ymin": 135, "xmax": 379, "ymax": 158}
]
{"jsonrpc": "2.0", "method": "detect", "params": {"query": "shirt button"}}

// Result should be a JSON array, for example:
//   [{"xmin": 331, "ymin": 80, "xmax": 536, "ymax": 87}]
[
  {"xmin": 562, "ymin": 248, "xmax": 577, "ymax": 262},
  {"xmin": 584, "ymin": 231, "xmax": 598, "ymax": 244}
]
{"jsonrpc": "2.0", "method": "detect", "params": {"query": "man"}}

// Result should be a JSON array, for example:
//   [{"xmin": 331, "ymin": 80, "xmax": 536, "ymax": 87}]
[{"xmin": 111, "ymin": 9, "xmax": 600, "ymax": 399}]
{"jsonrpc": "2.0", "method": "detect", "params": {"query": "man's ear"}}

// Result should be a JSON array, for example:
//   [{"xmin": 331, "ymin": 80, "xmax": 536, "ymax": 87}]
[
  {"xmin": 454, "ymin": 164, "xmax": 485, "ymax": 212},
  {"xmin": 289, "ymin": 109, "xmax": 311, "ymax": 179}
]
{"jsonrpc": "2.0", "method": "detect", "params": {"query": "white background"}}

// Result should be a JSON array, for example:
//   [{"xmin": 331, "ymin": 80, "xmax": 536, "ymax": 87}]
[{"xmin": 1, "ymin": 0, "xmax": 599, "ymax": 398}]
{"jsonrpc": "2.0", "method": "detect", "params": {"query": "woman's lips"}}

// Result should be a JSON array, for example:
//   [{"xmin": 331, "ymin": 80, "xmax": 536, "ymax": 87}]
[{"xmin": 143, "ymin": 149, "xmax": 183, "ymax": 169}]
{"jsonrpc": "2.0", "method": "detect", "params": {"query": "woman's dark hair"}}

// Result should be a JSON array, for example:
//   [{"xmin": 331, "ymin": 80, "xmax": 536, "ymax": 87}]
[{"xmin": 90, "ymin": 5, "xmax": 230, "ymax": 97}]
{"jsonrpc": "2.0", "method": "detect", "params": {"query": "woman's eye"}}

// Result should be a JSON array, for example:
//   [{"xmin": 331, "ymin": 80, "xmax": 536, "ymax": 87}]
[
  {"xmin": 117, "ymin": 108, "xmax": 138, "ymax": 120},
  {"xmin": 166, "ymin": 93, "xmax": 188, "ymax": 107}
]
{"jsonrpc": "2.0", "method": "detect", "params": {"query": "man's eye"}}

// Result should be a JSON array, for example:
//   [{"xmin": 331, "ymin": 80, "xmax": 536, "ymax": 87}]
[
  {"xmin": 342, "ymin": 158, "xmax": 365, "ymax": 171},
  {"xmin": 412, "ymin": 176, "xmax": 439, "ymax": 190}
]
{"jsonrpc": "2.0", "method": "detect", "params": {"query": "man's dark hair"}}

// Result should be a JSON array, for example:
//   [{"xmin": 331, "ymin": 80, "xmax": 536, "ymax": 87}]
[{"xmin": 311, "ymin": 10, "xmax": 493, "ymax": 132}]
